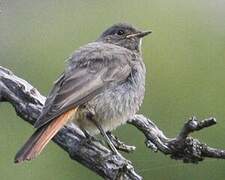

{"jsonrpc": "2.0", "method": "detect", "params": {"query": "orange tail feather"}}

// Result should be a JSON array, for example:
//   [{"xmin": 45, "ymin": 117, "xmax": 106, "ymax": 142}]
[{"xmin": 15, "ymin": 108, "xmax": 77, "ymax": 163}]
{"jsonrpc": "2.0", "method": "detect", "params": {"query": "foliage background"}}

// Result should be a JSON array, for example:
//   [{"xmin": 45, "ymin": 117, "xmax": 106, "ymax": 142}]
[{"xmin": 0, "ymin": 0, "xmax": 225, "ymax": 179}]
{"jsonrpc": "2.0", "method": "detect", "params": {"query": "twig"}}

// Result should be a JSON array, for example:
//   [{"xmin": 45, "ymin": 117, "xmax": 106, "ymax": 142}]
[{"xmin": 128, "ymin": 115, "xmax": 225, "ymax": 163}]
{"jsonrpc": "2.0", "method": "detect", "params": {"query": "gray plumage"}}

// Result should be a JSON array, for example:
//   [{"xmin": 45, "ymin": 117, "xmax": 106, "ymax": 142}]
[
  {"xmin": 73, "ymin": 42, "xmax": 146, "ymax": 135},
  {"xmin": 35, "ymin": 23, "xmax": 150, "ymax": 135},
  {"xmin": 14, "ymin": 23, "xmax": 151, "ymax": 163}
]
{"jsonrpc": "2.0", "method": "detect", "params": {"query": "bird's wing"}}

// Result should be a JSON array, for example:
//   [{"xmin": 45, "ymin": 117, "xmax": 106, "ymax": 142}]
[{"xmin": 34, "ymin": 43, "xmax": 133, "ymax": 128}]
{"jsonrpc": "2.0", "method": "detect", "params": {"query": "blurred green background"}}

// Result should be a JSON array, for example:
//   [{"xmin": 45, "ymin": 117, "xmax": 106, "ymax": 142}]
[{"xmin": 0, "ymin": 0, "xmax": 225, "ymax": 179}]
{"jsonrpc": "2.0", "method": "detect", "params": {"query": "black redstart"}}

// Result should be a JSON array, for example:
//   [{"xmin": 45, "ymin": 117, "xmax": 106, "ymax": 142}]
[{"xmin": 15, "ymin": 23, "xmax": 151, "ymax": 163}]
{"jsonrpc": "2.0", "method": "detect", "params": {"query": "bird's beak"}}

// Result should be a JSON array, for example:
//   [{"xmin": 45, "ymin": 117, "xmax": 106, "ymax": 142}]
[{"xmin": 126, "ymin": 30, "xmax": 152, "ymax": 38}]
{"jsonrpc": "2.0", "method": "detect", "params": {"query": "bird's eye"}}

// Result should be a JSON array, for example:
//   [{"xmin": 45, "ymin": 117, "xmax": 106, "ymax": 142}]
[{"xmin": 117, "ymin": 30, "xmax": 125, "ymax": 36}]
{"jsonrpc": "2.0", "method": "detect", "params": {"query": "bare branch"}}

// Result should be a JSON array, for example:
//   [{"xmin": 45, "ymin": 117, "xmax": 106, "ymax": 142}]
[
  {"xmin": 0, "ymin": 66, "xmax": 141, "ymax": 180},
  {"xmin": 128, "ymin": 115, "xmax": 225, "ymax": 163},
  {"xmin": 1, "ymin": 65, "xmax": 225, "ymax": 179}
]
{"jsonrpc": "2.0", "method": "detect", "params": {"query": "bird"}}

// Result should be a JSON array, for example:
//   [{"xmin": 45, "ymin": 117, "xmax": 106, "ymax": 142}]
[{"xmin": 14, "ymin": 23, "xmax": 151, "ymax": 163}]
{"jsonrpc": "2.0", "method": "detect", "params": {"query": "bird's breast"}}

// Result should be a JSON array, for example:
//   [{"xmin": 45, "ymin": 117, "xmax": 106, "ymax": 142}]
[{"xmin": 74, "ymin": 61, "xmax": 146, "ymax": 135}]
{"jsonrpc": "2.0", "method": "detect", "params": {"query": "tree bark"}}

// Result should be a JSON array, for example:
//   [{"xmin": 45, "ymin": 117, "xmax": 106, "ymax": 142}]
[{"xmin": 1, "ymin": 66, "xmax": 225, "ymax": 179}]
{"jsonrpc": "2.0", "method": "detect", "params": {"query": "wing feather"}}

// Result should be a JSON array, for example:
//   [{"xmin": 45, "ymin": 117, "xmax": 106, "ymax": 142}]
[{"xmin": 34, "ymin": 43, "xmax": 133, "ymax": 128}]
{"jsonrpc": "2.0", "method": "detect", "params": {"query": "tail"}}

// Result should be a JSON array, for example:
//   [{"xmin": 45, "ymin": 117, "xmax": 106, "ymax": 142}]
[{"xmin": 14, "ymin": 108, "xmax": 77, "ymax": 163}]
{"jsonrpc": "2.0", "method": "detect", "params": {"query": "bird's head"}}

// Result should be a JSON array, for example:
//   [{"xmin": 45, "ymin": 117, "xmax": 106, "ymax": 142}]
[{"xmin": 97, "ymin": 23, "xmax": 151, "ymax": 52}]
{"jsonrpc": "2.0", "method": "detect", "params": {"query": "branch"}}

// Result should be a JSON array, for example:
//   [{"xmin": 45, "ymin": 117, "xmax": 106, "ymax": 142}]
[
  {"xmin": 128, "ymin": 115, "xmax": 225, "ymax": 163},
  {"xmin": 1, "ymin": 66, "xmax": 225, "ymax": 179},
  {"xmin": 0, "ymin": 66, "xmax": 141, "ymax": 180}
]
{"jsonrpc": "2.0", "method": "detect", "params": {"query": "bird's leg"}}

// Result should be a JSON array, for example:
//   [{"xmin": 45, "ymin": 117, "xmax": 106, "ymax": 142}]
[
  {"xmin": 94, "ymin": 120, "xmax": 120, "ymax": 155},
  {"xmin": 81, "ymin": 128, "xmax": 92, "ymax": 139},
  {"xmin": 86, "ymin": 112, "xmax": 121, "ymax": 156},
  {"xmin": 106, "ymin": 131, "xmax": 136, "ymax": 153},
  {"xmin": 66, "ymin": 122, "xmax": 98, "ymax": 144}
]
